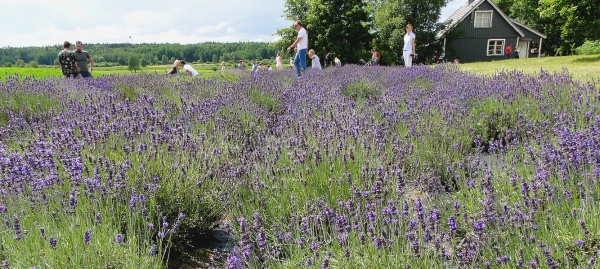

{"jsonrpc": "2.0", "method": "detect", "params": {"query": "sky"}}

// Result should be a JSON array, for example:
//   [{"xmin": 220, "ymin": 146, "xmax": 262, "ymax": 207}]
[{"xmin": 0, "ymin": 0, "xmax": 463, "ymax": 48}]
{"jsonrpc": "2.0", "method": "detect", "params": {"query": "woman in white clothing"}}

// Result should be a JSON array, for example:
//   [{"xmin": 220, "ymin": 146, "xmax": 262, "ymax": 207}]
[
  {"xmin": 221, "ymin": 61, "xmax": 226, "ymax": 72},
  {"xmin": 275, "ymin": 51, "xmax": 283, "ymax": 70},
  {"xmin": 403, "ymin": 23, "xmax": 416, "ymax": 68},
  {"xmin": 308, "ymin": 49, "xmax": 322, "ymax": 70}
]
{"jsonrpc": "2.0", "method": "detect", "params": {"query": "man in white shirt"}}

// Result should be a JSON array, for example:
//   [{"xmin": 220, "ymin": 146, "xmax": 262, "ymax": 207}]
[
  {"xmin": 403, "ymin": 23, "xmax": 416, "ymax": 68},
  {"xmin": 179, "ymin": 61, "xmax": 199, "ymax": 76},
  {"xmin": 287, "ymin": 20, "xmax": 308, "ymax": 77}
]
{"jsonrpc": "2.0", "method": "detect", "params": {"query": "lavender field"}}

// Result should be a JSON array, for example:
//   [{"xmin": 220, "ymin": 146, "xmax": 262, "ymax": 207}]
[{"xmin": 0, "ymin": 65, "xmax": 599, "ymax": 268}]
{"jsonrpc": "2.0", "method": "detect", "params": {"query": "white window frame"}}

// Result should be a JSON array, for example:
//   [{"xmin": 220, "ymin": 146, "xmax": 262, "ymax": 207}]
[
  {"xmin": 487, "ymin": 39, "xmax": 505, "ymax": 56},
  {"xmin": 474, "ymin": 10, "xmax": 493, "ymax": 28}
]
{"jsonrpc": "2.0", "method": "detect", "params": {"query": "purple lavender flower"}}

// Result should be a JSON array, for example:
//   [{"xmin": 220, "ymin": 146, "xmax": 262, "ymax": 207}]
[
  {"xmin": 579, "ymin": 220, "xmax": 590, "ymax": 235},
  {"xmin": 13, "ymin": 214, "xmax": 22, "ymax": 240},
  {"xmin": 69, "ymin": 194, "xmax": 77, "ymax": 208},
  {"xmin": 149, "ymin": 245, "xmax": 158, "ymax": 257},
  {"xmin": 115, "ymin": 233, "xmax": 124, "ymax": 244},
  {"xmin": 576, "ymin": 240, "xmax": 584, "ymax": 247},
  {"xmin": 84, "ymin": 230, "xmax": 92, "ymax": 245},
  {"xmin": 94, "ymin": 212, "xmax": 101, "ymax": 225},
  {"xmin": 322, "ymin": 255, "xmax": 329, "ymax": 269},
  {"xmin": 448, "ymin": 217, "xmax": 458, "ymax": 232},
  {"xmin": 49, "ymin": 237, "xmax": 57, "ymax": 249}
]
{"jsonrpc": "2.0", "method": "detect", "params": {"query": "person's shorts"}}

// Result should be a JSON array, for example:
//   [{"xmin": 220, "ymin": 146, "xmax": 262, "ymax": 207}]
[{"xmin": 80, "ymin": 71, "xmax": 93, "ymax": 78}]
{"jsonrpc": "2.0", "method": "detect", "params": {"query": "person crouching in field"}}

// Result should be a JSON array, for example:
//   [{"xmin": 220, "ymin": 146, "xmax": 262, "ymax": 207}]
[
  {"xmin": 166, "ymin": 60, "xmax": 180, "ymax": 75},
  {"xmin": 179, "ymin": 61, "xmax": 199, "ymax": 77},
  {"xmin": 58, "ymin": 41, "xmax": 81, "ymax": 79},
  {"xmin": 308, "ymin": 49, "xmax": 322, "ymax": 70}
]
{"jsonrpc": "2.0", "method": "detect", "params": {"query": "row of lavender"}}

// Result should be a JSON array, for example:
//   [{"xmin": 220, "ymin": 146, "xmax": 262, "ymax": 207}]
[{"xmin": 1, "ymin": 66, "xmax": 599, "ymax": 268}]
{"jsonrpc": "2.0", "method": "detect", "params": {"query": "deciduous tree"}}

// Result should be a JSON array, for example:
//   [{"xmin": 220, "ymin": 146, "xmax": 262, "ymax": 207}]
[
  {"xmin": 306, "ymin": 0, "xmax": 372, "ymax": 63},
  {"xmin": 128, "ymin": 55, "xmax": 141, "ymax": 73},
  {"xmin": 372, "ymin": 0, "xmax": 405, "ymax": 64}
]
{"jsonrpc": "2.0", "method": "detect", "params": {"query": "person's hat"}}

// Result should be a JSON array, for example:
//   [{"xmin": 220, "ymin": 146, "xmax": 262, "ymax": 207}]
[{"xmin": 76, "ymin": 41, "xmax": 83, "ymax": 45}]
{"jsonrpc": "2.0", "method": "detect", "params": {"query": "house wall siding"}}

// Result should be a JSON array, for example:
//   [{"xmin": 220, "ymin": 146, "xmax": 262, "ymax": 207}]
[{"xmin": 445, "ymin": 1, "xmax": 521, "ymax": 63}]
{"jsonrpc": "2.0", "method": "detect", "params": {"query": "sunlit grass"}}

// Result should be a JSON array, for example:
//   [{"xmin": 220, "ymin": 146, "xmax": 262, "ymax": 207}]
[{"xmin": 458, "ymin": 54, "xmax": 600, "ymax": 83}]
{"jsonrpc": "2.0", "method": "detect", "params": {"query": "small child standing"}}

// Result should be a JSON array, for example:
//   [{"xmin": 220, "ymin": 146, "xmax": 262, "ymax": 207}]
[{"xmin": 308, "ymin": 49, "xmax": 322, "ymax": 70}]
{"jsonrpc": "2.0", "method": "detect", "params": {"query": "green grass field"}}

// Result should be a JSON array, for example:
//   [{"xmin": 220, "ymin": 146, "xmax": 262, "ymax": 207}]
[
  {"xmin": 2, "ymin": 54, "xmax": 599, "ymax": 82},
  {"xmin": 458, "ymin": 54, "xmax": 600, "ymax": 82},
  {"xmin": 0, "ymin": 63, "xmax": 227, "ymax": 81}
]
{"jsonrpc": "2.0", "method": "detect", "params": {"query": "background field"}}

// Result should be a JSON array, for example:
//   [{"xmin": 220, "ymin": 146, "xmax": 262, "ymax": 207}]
[
  {"xmin": 456, "ymin": 54, "xmax": 600, "ymax": 82},
  {"xmin": 0, "ymin": 63, "xmax": 230, "ymax": 80},
  {"xmin": 1, "ymin": 54, "xmax": 599, "ymax": 83}
]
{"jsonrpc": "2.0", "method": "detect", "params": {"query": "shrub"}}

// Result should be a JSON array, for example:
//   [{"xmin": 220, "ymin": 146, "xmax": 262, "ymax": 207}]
[
  {"xmin": 15, "ymin": 59, "xmax": 26, "ymax": 68},
  {"xmin": 27, "ymin": 60, "xmax": 39, "ymax": 68},
  {"xmin": 341, "ymin": 80, "xmax": 382, "ymax": 105},
  {"xmin": 574, "ymin": 40, "xmax": 600, "ymax": 55}
]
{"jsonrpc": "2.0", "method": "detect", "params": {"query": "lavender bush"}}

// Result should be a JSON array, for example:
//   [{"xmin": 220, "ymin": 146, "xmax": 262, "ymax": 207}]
[{"xmin": 0, "ymin": 66, "xmax": 599, "ymax": 268}]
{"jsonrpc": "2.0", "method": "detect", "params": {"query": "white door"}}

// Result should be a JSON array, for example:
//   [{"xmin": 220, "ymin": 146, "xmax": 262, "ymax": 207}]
[{"xmin": 518, "ymin": 41, "xmax": 529, "ymax": 59}]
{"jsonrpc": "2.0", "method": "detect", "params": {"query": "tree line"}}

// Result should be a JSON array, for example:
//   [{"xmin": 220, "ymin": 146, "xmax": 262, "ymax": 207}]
[{"xmin": 0, "ymin": 42, "xmax": 279, "ymax": 67}]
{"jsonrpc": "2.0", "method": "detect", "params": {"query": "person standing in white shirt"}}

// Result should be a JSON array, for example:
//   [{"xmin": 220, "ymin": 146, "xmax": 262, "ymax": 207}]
[
  {"xmin": 179, "ymin": 61, "xmax": 199, "ymax": 76},
  {"xmin": 275, "ymin": 51, "xmax": 283, "ymax": 71},
  {"xmin": 403, "ymin": 23, "xmax": 416, "ymax": 68},
  {"xmin": 287, "ymin": 20, "xmax": 308, "ymax": 77}
]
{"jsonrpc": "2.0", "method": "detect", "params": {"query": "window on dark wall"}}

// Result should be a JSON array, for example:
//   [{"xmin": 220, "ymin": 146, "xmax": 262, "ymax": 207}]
[
  {"xmin": 530, "ymin": 41, "xmax": 539, "ymax": 54},
  {"xmin": 487, "ymin": 39, "xmax": 505, "ymax": 56},
  {"xmin": 474, "ymin": 11, "xmax": 493, "ymax": 28}
]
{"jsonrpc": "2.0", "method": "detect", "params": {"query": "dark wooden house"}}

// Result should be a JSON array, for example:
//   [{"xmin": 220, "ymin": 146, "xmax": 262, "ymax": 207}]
[{"xmin": 437, "ymin": 0, "xmax": 546, "ymax": 63}]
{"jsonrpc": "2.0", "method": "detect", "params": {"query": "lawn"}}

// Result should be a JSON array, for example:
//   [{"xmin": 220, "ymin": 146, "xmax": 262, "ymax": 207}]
[
  {"xmin": 2, "ymin": 54, "xmax": 600, "ymax": 83},
  {"xmin": 458, "ymin": 54, "xmax": 600, "ymax": 82},
  {"xmin": 0, "ymin": 63, "xmax": 227, "ymax": 81}
]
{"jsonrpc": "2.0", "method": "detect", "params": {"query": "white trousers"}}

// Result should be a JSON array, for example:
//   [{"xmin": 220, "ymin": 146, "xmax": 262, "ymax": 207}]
[{"xmin": 403, "ymin": 51, "xmax": 413, "ymax": 68}]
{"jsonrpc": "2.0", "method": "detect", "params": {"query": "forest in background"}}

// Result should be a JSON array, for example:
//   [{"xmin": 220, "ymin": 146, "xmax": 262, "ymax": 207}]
[{"xmin": 0, "ymin": 42, "xmax": 279, "ymax": 67}]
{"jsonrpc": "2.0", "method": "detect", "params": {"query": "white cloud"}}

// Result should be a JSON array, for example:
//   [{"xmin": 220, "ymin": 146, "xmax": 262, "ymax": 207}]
[{"xmin": 0, "ymin": 0, "xmax": 292, "ymax": 47}]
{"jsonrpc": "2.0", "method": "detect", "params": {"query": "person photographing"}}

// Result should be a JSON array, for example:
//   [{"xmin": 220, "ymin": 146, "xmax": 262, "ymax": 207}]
[{"xmin": 403, "ymin": 24, "xmax": 416, "ymax": 68}]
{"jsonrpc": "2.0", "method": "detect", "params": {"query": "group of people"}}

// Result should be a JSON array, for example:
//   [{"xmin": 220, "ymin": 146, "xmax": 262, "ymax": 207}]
[
  {"xmin": 283, "ymin": 21, "xmax": 418, "ymax": 77},
  {"xmin": 58, "ymin": 41, "xmax": 94, "ymax": 78},
  {"xmin": 284, "ymin": 20, "xmax": 352, "ymax": 77},
  {"xmin": 58, "ymin": 21, "xmax": 420, "ymax": 79}
]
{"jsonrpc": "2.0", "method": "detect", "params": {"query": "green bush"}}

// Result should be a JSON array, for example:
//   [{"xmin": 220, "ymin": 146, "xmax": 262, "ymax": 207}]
[
  {"xmin": 15, "ymin": 59, "xmax": 26, "ymax": 68},
  {"xmin": 153, "ymin": 180, "xmax": 222, "ymax": 252},
  {"xmin": 341, "ymin": 80, "xmax": 382, "ymax": 105},
  {"xmin": 27, "ymin": 60, "xmax": 39, "ymax": 68},
  {"xmin": 575, "ymin": 40, "xmax": 600, "ymax": 55}
]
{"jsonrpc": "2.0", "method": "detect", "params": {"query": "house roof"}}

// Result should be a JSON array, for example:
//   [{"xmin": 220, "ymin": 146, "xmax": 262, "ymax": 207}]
[
  {"xmin": 436, "ymin": 0, "xmax": 542, "ymax": 39},
  {"xmin": 509, "ymin": 18, "xmax": 547, "ymax": 39}
]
